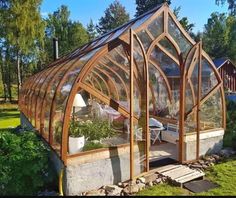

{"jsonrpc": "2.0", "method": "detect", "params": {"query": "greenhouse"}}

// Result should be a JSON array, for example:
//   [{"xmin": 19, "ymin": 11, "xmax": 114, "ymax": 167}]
[{"xmin": 19, "ymin": 3, "xmax": 226, "ymax": 195}]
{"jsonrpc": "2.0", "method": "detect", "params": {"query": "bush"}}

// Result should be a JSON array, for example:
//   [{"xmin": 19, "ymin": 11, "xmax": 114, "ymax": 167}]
[
  {"xmin": 0, "ymin": 129, "xmax": 54, "ymax": 195},
  {"xmin": 223, "ymin": 100, "xmax": 236, "ymax": 148},
  {"xmin": 83, "ymin": 141, "xmax": 104, "ymax": 151},
  {"xmin": 69, "ymin": 119, "xmax": 116, "ymax": 141}
]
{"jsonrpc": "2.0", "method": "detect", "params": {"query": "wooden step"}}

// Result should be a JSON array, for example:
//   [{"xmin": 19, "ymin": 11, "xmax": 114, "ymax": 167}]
[{"xmin": 154, "ymin": 164, "xmax": 205, "ymax": 187}]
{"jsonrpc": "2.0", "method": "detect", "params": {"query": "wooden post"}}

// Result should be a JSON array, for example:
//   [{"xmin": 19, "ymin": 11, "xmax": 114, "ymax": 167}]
[
  {"xmin": 196, "ymin": 41, "xmax": 202, "ymax": 160},
  {"xmin": 178, "ymin": 53, "xmax": 185, "ymax": 163},
  {"xmin": 129, "ymin": 29, "xmax": 134, "ymax": 181}
]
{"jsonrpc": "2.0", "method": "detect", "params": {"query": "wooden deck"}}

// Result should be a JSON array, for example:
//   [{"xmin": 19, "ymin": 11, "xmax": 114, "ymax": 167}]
[{"xmin": 155, "ymin": 164, "xmax": 205, "ymax": 187}]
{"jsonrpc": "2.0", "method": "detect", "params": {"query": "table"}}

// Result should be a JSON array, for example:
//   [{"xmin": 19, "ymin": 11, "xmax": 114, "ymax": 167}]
[{"xmin": 149, "ymin": 125, "xmax": 165, "ymax": 144}]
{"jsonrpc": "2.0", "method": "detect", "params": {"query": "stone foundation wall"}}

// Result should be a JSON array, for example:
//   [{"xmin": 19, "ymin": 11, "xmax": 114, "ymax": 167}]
[
  {"xmin": 65, "ymin": 145, "xmax": 145, "ymax": 195},
  {"xmin": 184, "ymin": 129, "xmax": 224, "ymax": 161}
]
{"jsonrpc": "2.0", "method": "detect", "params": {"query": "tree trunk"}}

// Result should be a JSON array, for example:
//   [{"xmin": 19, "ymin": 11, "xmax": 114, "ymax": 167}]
[
  {"xmin": 16, "ymin": 50, "xmax": 22, "ymax": 100},
  {"xmin": 0, "ymin": 59, "xmax": 7, "ymax": 102},
  {"xmin": 5, "ymin": 47, "xmax": 12, "ymax": 102}
]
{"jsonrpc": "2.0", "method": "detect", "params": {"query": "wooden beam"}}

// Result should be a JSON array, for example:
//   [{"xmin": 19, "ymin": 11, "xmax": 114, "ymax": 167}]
[
  {"xmin": 196, "ymin": 41, "xmax": 202, "ymax": 160},
  {"xmin": 130, "ymin": 29, "xmax": 134, "ymax": 181}
]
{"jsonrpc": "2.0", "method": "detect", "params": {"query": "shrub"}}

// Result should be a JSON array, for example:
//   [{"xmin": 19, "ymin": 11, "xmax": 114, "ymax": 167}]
[
  {"xmin": 69, "ymin": 119, "xmax": 116, "ymax": 141},
  {"xmin": 0, "ymin": 129, "xmax": 53, "ymax": 195},
  {"xmin": 223, "ymin": 99, "xmax": 236, "ymax": 148},
  {"xmin": 83, "ymin": 141, "xmax": 104, "ymax": 151}
]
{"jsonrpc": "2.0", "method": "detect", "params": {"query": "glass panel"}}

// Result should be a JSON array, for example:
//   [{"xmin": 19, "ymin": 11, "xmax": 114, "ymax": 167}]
[
  {"xmin": 150, "ymin": 46, "xmax": 180, "ymax": 77},
  {"xmin": 88, "ymin": 74, "xmax": 103, "ymax": 92},
  {"xmin": 185, "ymin": 83, "xmax": 194, "ymax": 113},
  {"xmin": 109, "ymin": 46, "xmax": 129, "ymax": 69},
  {"xmin": 106, "ymin": 24, "xmax": 130, "ymax": 43},
  {"xmin": 168, "ymin": 15, "xmax": 192, "ymax": 58},
  {"xmin": 137, "ymin": 30, "xmax": 153, "ymax": 51},
  {"xmin": 52, "ymin": 48, "xmax": 100, "ymax": 155},
  {"xmin": 149, "ymin": 63, "xmax": 170, "ymax": 118},
  {"xmin": 133, "ymin": 36, "xmax": 147, "ymax": 176},
  {"xmin": 91, "ymin": 72, "xmax": 109, "ymax": 96},
  {"xmin": 67, "ymin": 90, "xmax": 130, "ymax": 172},
  {"xmin": 147, "ymin": 12, "xmax": 164, "ymax": 39},
  {"xmin": 159, "ymin": 37, "xmax": 178, "ymax": 60},
  {"xmin": 93, "ymin": 68, "xmax": 118, "ymax": 100},
  {"xmin": 149, "ymin": 46, "xmax": 180, "ymax": 119},
  {"xmin": 131, "ymin": 12, "xmax": 153, "ymax": 30},
  {"xmin": 97, "ymin": 63, "xmax": 128, "ymax": 102},
  {"xmin": 200, "ymin": 90, "xmax": 222, "ymax": 131},
  {"xmin": 202, "ymin": 57, "xmax": 219, "ymax": 98}
]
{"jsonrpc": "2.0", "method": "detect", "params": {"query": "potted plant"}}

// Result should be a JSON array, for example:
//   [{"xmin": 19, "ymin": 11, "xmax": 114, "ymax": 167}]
[{"xmin": 68, "ymin": 120, "xmax": 86, "ymax": 154}]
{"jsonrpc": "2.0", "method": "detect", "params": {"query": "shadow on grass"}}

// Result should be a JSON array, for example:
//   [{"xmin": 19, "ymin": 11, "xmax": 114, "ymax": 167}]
[{"xmin": 0, "ymin": 112, "xmax": 20, "ymax": 118}]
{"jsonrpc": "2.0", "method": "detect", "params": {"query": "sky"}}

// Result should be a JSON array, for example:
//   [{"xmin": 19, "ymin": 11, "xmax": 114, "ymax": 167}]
[{"xmin": 41, "ymin": 0, "xmax": 229, "ymax": 33}]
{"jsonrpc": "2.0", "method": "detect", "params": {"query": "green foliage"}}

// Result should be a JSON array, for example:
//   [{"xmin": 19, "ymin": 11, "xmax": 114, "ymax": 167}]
[
  {"xmin": 0, "ymin": 103, "xmax": 20, "ymax": 129},
  {"xmin": 97, "ymin": 0, "xmax": 130, "ymax": 34},
  {"xmin": 69, "ymin": 119, "xmax": 116, "ymax": 141},
  {"xmin": 202, "ymin": 12, "xmax": 236, "ymax": 62},
  {"xmin": 0, "ymin": 130, "xmax": 53, "ymax": 195},
  {"xmin": 87, "ymin": 19, "xmax": 98, "ymax": 41},
  {"xmin": 223, "ymin": 99, "xmax": 236, "ymax": 148},
  {"xmin": 215, "ymin": 0, "xmax": 236, "ymax": 16},
  {"xmin": 197, "ymin": 157, "xmax": 236, "ymax": 196},
  {"xmin": 135, "ymin": 0, "xmax": 171, "ymax": 17},
  {"xmin": 137, "ymin": 183, "xmax": 188, "ymax": 196},
  {"xmin": 44, "ymin": 5, "xmax": 89, "ymax": 63},
  {"xmin": 83, "ymin": 141, "xmax": 104, "ymax": 151}
]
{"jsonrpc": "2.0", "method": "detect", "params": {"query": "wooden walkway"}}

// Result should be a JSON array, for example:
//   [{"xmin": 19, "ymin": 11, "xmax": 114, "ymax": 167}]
[{"xmin": 155, "ymin": 164, "xmax": 205, "ymax": 187}]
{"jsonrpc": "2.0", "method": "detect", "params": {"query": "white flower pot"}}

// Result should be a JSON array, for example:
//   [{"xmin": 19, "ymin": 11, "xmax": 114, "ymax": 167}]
[{"xmin": 69, "ymin": 136, "xmax": 85, "ymax": 154}]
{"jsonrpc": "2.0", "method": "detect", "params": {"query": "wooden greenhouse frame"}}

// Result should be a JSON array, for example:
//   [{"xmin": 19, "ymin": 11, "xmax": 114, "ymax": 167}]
[{"xmin": 19, "ymin": 3, "xmax": 226, "ymax": 182}]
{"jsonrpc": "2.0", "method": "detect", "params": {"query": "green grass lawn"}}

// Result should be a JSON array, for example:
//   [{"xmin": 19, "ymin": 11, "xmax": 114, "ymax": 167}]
[
  {"xmin": 0, "ymin": 103, "xmax": 20, "ymax": 129},
  {"xmin": 137, "ymin": 157, "xmax": 236, "ymax": 196}
]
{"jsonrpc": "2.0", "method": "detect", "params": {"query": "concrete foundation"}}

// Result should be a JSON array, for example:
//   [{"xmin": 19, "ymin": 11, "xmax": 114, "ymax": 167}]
[
  {"xmin": 64, "ymin": 144, "xmax": 145, "ymax": 195},
  {"xmin": 184, "ymin": 129, "xmax": 224, "ymax": 161}
]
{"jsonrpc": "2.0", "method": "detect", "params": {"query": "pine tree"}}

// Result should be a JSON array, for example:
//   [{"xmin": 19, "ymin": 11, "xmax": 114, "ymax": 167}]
[
  {"xmin": 87, "ymin": 19, "xmax": 98, "ymax": 41},
  {"xmin": 135, "ymin": 0, "xmax": 171, "ymax": 17},
  {"xmin": 45, "ymin": 5, "xmax": 89, "ymax": 62},
  {"xmin": 97, "ymin": 0, "xmax": 130, "ymax": 34},
  {"xmin": 215, "ymin": 0, "xmax": 236, "ymax": 16}
]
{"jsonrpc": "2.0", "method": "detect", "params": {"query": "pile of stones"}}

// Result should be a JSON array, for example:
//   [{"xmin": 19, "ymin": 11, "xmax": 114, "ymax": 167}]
[
  {"xmin": 188, "ymin": 148, "xmax": 236, "ymax": 171},
  {"xmin": 82, "ymin": 148, "xmax": 236, "ymax": 196},
  {"xmin": 83, "ymin": 172, "xmax": 168, "ymax": 196}
]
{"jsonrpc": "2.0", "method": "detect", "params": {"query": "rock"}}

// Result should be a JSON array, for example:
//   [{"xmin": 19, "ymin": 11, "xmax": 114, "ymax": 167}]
[
  {"xmin": 105, "ymin": 185, "xmax": 123, "ymax": 196},
  {"xmin": 144, "ymin": 173, "xmax": 157, "ymax": 183},
  {"xmin": 117, "ymin": 182, "xmax": 123, "ymax": 188},
  {"xmin": 146, "ymin": 181, "xmax": 153, "ymax": 187},
  {"xmin": 198, "ymin": 160, "xmax": 205, "ymax": 165},
  {"xmin": 122, "ymin": 184, "xmax": 140, "ymax": 195},
  {"xmin": 85, "ymin": 189, "xmax": 106, "ymax": 196},
  {"xmin": 137, "ymin": 177, "xmax": 146, "ymax": 184},
  {"xmin": 155, "ymin": 178, "xmax": 162, "ymax": 184},
  {"xmin": 191, "ymin": 164, "xmax": 203, "ymax": 169},
  {"xmin": 137, "ymin": 182, "xmax": 146, "ymax": 191},
  {"xmin": 202, "ymin": 164, "xmax": 208, "ymax": 169},
  {"xmin": 212, "ymin": 154, "xmax": 220, "ymax": 161}
]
